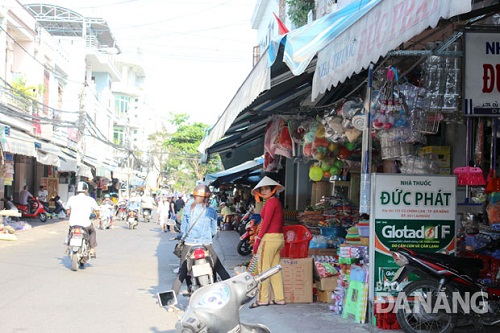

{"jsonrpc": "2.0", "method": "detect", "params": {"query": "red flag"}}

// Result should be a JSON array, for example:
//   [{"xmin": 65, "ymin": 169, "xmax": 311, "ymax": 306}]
[{"xmin": 273, "ymin": 12, "xmax": 289, "ymax": 35}]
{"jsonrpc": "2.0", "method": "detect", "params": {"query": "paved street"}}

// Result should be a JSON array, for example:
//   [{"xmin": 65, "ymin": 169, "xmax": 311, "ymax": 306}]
[{"xmin": 1, "ymin": 217, "xmax": 498, "ymax": 333}]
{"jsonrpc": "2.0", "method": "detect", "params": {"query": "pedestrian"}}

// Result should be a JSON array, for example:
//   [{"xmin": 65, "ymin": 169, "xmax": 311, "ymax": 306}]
[
  {"xmin": 66, "ymin": 182, "xmax": 99, "ymax": 257},
  {"xmin": 37, "ymin": 186, "xmax": 48, "ymax": 203},
  {"xmin": 158, "ymin": 197, "xmax": 174, "ymax": 232},
  {"xmin": 175, "ymin": 194, "xmax": 185, "ymax": 212},
  {"xmin": 171, "ymin": 184, "xmax": 230, "ymax": 296},
  {"xmin": 249, "ymin": 176, "xmax": 286, "ymax": 308}
]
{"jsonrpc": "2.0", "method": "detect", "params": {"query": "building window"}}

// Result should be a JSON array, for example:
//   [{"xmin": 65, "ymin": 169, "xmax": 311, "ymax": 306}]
[
  {"xmin": 114, "ymin": 128, "xmax": 124, "ymax": 146},
  {"xmin": 114, "ymin": 95, "xmax": 130, "ymax": 118}
]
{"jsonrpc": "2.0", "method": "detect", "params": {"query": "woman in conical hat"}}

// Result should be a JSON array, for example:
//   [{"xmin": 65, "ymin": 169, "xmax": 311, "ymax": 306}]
[{"xmin": 249, "ymin": 176, "xmax": 286, "ymax": 308}]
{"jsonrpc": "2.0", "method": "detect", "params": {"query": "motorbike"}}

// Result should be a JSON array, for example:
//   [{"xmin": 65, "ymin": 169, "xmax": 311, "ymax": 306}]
[
  {"xmin": 126, "ymin": 209, "xmax": 139, "ymax": 229},
  {"xmin": 41, "ymin": 195, "xmax": 67, "ymax": 217},
  {"xmin": 142, "ymin": 207, "xmax": 152, "ymax": 223},
  {"xmin": 13, "ymin": 197, "xmax": 48, "ymax": 222},
  {"xmin": 67, "ymin": 225, "xmax": 92, "ymax": 271},
  {"xmin": 117, "ymin": 200, "xmax": 127, "ymax": 221},
  {"xmin": 237, "ymin": 214, "xmax": 261, "ymax": 256},
  {"xmin": 99, "ymin": 202, "xmax": 113, "ymax": 229},
  {"xmin": 391, "ymin": 233, "xmax": 500, "ymax": 333},
  {"xmin": 184, "ymin": 244, "xmax": 215, "ymax": 293},
  {"xmin": 237, "ymin": 208, "xmax": 254, "ymax": 236},
  {"xmin": 158, "ymin": 264, "xmax": 282, "ymax": 332}
]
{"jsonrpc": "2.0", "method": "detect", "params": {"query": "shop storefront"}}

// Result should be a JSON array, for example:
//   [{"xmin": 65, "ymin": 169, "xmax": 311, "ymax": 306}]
[{"xmin": 199, "ymin": 0, "xmax": 500, "ymax": 328}]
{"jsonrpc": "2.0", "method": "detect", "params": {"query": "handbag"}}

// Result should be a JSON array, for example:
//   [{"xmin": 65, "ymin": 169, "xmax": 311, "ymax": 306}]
[
  {"xmin": 172, "ymin": 207, "xmax": 206, "ymax": 258},
  {"xmin": 173, "ymin": 240, "xmax": 184, "ymax": 258}
]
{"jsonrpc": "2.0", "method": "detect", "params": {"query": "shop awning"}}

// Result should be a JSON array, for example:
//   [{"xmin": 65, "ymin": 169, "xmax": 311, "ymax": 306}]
[
  {"xmin": 59, "ymin": 155, "xmax": 77, "ymax": 172},
  {"xmin": 198, "ymin": 49, "xmax": 271, "ymax": 155},
  {"xmin": 198, "ymin": 0, "xmax": 472, "ymax": 157},
  {"xmin": 36, "ymin": 150, "xmax": 60, "ymax": 167},
  {"xmin": 2, "ymin": 129, "xmax": 37, "ymax": 157},
  {"xmin": 205, "ymin": 157, "xmax": 264, "ymax": 187}
]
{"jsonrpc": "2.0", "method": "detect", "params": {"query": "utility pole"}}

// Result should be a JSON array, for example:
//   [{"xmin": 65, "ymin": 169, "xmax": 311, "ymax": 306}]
[{"xmin": 75, "ymin": 83, "xmax": 87, "ymax": 186}]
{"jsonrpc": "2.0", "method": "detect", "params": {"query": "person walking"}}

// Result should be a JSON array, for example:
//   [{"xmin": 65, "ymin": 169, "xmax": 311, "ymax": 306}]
[
  {"xmin": 158, "ymin": 197, "xmax": 174, "ymax": 233},
  {"xmin": 249, "ymin": 176, "xmax": 286, "ymax": 308},
  {"xmin": 171, "ymin": 184, "xmax": 230, "ymax": 296}
]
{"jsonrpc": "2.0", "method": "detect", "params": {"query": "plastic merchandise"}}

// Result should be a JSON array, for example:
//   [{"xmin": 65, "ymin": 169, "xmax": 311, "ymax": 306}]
[
  {"xmin": 309, "ymin": 235, "xmax": 329, "ymax": 249},
  {"xmin": 319, "ymin": 226, "xmax": 347, "ymax": 238},
  {"xmin": 280, "ymin": 225, "xmax": 313, "ymax": 258},
  {"xmin": 399, "ymin": 155, "xmax": 439, "ymax": 174}
]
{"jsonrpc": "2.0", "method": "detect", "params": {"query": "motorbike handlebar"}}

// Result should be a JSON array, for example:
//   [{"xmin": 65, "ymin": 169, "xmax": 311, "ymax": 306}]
[{"xmin": 254, "ymin": 265, "xmax": 282, "ymax": 283}]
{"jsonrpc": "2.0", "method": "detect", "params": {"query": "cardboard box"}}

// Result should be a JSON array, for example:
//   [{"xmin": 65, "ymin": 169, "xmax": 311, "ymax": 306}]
[
  {"xmin": 418, "ymin": 146, "xmax": 450, "ymax": 167},
  {"xmin": 316, "ymin": 276, "xmax": 338, "ymax": 291},
  {"xmin": 317, "ymin": 289, "xmax": 335, "ymax": 303},
  {"xmin": 280, "ymin": 257, "xmax": 313, "ymax": 303}
]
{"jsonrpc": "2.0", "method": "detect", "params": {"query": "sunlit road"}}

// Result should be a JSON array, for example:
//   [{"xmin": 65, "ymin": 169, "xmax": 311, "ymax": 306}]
[{"xmin": 0, "ymin": 217, "xmax": 180, "ymax": 333}]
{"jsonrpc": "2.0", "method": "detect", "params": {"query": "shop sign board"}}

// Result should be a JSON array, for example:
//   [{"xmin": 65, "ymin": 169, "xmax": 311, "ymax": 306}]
[
  {"xmin": 368, "ymin": 174, "xmax": 456, "ymax": 302},
  {"xmin": 464, "ymin": 30, "xmax": 500, "ymax": 116}
]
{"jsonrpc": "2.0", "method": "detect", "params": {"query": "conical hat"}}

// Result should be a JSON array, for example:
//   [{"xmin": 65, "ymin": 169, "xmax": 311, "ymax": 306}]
[{"xmin": 251, "ymin": 176, "xmax": 285, "ymax": 196}]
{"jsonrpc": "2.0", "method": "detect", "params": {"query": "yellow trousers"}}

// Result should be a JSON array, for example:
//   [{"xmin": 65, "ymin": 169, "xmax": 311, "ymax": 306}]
[{"xmin": 257, "ymin": 233, "xmax": 285, "ymax": 303}]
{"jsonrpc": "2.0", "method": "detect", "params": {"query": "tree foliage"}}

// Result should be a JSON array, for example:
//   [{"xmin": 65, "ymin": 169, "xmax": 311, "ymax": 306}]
[
  {"xmin": 149, "ymin": 113, "xmax": 220, "ymax": 194},
  {"xmin": 286, "ymin": 0, "xmax": 315, "ymax": 28}
]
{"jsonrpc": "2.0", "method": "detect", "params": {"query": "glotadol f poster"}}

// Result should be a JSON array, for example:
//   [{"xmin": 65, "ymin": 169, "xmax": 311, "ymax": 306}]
[{"xmin": 368, "ymin": 174, "xmax": 457, "ymax": 302}]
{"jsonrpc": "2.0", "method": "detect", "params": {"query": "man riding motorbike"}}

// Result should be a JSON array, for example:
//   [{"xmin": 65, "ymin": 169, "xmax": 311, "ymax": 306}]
[{"xmin": 66, "ymin": 182, "xmax": 100, "ymax": 257}]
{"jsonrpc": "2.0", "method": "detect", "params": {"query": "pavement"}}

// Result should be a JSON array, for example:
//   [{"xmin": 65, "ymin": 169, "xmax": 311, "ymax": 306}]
[{"xmin": 210, "ymin": 230, "xmax": 393, "ymax": 333}]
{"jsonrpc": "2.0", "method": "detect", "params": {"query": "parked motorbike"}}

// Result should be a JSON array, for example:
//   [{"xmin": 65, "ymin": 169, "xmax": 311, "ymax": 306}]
[
  {"xmin": 67, "ymin": 226, "xmax": 91, "ymax": 271},
  {"xmin": 13, "ymin": 197, "xmax": 48, "ymax": 222},
  {"xmin": 391, "ymin": 234, "xmax": 500, "ymax": 333},
  {"xmin": 126, "ymin": 209, "xmax": 139, "ymax": 229},
  {"xmin": 158, "ymin": 264, "xmax": 282, "ymax": 332},
  {"xmin": 237, "ymin": 208, "xmax": 254, "ymax": 236},
  {"xmin": 41, "ymin": 195, "xmax": 66, "ymax": 217},
  {"xmin": 237, "ymin": 214, "xmax": 261, "ymax": 256}
]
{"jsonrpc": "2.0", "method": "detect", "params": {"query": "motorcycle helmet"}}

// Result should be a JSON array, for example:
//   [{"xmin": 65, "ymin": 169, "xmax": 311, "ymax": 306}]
[
  {"xmin": 193, "ymin": 185, "xmax": 211, "ymax": 198},
  {"xmin": 104, "ymin": 194, "xmax": 110, "ymax": 198},
  {"xmin": 76, "ymin": 181, "xmax": 88, "ymax": 193}
]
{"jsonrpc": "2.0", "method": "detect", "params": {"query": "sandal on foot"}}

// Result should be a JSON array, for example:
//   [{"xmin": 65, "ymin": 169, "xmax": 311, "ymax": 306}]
[
  {"xmin": 271, "ymin": 300, "xmax": 286, "ymax": 305},
  {"xmin": 249, "ymin": 302, "xmax": 268, "ymax": 309}
]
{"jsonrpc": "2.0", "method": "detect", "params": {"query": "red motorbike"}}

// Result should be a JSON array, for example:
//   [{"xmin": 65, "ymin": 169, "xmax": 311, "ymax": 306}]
[{"xmin": 14, "ymin": 197, "xmax": 48, "ymax": 222}]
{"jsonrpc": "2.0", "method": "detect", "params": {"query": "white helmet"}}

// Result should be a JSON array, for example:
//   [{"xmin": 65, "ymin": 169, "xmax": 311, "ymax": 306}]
[{"xmin": 76, "ymin": 181, "xmax": 88, "ymax": 193}]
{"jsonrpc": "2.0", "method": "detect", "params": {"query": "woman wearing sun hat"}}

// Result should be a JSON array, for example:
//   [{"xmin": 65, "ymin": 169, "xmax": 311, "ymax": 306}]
[{"xmin": 250, "ymin": 176, "xmax": 286, "ymax": 308}]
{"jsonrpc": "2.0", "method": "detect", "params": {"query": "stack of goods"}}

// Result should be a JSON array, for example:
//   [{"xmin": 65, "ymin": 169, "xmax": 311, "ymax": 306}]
[
  {"xmin": 345, "ymin": 226, "xmax": 360, "ymax": 244},
  {"xmin": 356, "ymin": 220, "xmax": 369, "ymax": 245},
  {"xmin": 297, "ymin": 210, "xmax": 323, "ymax": 228},
  {"xmin": 338, "ymin": 245, "xmax": 368, "ymax": 264},
  {"xmin": 312, "ymin": 255, "xmax": 340, "ymax": 304}
]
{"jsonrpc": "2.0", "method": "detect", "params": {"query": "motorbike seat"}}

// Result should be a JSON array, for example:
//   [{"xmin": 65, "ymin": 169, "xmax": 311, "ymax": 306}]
[{"xmin": 416, "ymin": 251, "xmax": 483, "ymax": 281}]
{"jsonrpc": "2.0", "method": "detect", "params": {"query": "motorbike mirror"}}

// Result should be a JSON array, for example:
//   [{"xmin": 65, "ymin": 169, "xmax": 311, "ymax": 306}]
[{"xmin": 157, "ymin": 290, "xmax": 177, "ymax": 307}]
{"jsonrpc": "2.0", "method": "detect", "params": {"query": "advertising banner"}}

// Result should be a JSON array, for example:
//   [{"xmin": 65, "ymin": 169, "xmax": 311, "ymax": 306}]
[
  {"xmin": 464, "ymin": 31, "xmax": 500, "ymax": 116},
  {"xmin": 368, "ymin": 174, "xmax": 456, "ymax": 302}
]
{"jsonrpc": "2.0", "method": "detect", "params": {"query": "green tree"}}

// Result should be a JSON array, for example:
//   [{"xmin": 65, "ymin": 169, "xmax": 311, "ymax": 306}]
[
  {"xmin": 286, "ymin": 0, "xmax": 315, "ymax": 28},
  {"xmin": 149, "ymin": 113, "xmax": 219, "ymax": 194}
]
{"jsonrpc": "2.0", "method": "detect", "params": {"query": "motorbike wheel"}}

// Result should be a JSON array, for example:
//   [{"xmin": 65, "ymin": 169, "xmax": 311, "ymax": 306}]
[
  {"xmin": 71, "ymin": 254, "xmax": 79, "ymax": 271},
  {"xmin": 39, "ymin": 212, "xmax": 47, "ymax": 222},
  {"xmin": 237, "ymin": 238, "xmax": 252, "ymax": 256},
  {"xmin": 396, "ymin": 279, "xmax": 456, "ymax": 333}
]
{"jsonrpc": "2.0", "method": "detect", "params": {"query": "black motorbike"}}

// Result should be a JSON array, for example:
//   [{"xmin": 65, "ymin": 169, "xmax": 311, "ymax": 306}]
[
  {"xmin": 67, "ymin": 226, "xmax": 91, "ymax": 271},
  {"xmin": 391, "ymin": 233, "xmax": 500, "ymax": 333}
]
